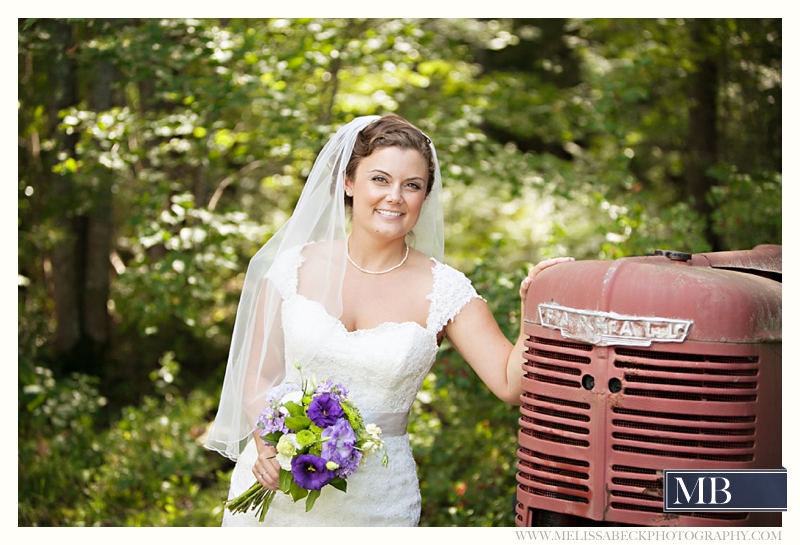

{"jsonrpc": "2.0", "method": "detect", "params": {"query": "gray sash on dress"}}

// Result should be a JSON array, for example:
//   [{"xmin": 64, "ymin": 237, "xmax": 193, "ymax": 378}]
[{"xmin": 361, "ymin": 411, "xmax": 410, "ymax": 437}]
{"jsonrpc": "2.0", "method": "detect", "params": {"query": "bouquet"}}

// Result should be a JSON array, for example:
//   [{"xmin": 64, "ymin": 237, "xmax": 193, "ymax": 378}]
[{"xmin": 226, "ymin": 364, "xmax": 388, "ymax": 521}]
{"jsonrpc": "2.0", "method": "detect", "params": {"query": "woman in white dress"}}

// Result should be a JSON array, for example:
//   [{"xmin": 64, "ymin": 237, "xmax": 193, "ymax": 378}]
[{"xmin": 205, "ymin": 114, "xmax": 571, "ymax": 526}]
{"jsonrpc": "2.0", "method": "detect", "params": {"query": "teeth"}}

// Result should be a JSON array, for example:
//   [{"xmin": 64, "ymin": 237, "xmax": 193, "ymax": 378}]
[{"xmin": 377, "ymin": 210, "xmax": 403, "ymax": 217}]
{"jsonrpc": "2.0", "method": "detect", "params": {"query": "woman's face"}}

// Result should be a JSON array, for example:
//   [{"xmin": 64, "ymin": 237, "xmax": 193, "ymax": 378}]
[{"xmin": 345, "ymin": 146, "xmax": 429, "ymax": 242}]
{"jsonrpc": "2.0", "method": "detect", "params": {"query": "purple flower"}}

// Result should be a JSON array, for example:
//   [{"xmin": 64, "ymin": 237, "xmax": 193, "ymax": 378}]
[
  {"xmin": 256, "ymin": 383, "xmax": 303, "ymax": 443},
  {"xmin": 321, "ymin": 419, "xmax": 362, "ymax": 477},
  {"xmin": 291, "ymin": 454, "xmax": 335, "ymax": 491},
  {"xmin": 256, "ymin": 405, "xmax": 288, "ymax": 439},
  {"xmin": 307, "ymin": 393, "xmax": 344, "ymax": 428},
  {"xmin": 315, "ymin": 379, "xmax": 349, "ymax": 402}
]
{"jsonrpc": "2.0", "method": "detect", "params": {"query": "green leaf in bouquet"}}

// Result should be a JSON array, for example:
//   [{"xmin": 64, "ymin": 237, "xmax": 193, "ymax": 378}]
[
  {"xmin": 261, "ymin": 431, "xmax": 283, "ymax": 446},
  {"xmin": 283, "ymin": 400, "xmax": 306, "ymax": 417},
  {"xmin": 289, "ymin": 481, "xmax": 309, "ymax": 502},
  {"xmin": 329, "ymin": 477, "xmax": 347, "ymax": 493},
  {"xmin": 305, "ymin": 489, "xmax": 321, "ymax": 512},
  {"xmin": 279, "ymin": 468, "xmax": 294, "ymax": 494},
  {"xmin": 284, "ymin": 415, "xmax": 312, "ymax": 430}
]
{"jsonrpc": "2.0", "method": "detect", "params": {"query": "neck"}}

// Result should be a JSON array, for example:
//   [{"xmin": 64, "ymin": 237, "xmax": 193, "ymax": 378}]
[{"xmin": 347, "ymin": 233, "xmax": 408, "ymax": 273}]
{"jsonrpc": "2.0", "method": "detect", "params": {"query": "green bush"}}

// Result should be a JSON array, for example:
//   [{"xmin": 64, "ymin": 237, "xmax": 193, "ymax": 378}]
[
  {"xmin": 18, "ymin": 365, "xmax": 106, "ymax": 526},
  {"xmin": 80, "ymin": 388, "xmax": 229, "ymax": 526},
  {"xmin": 19, "ymin": 353, "xmax": 232, "ymax": 526}
]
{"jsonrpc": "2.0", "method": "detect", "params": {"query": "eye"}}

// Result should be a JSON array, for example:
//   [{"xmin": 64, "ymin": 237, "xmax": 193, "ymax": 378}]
[
  {"xmin": 371, "ymin": 175, "xmax": 388, "ymax": 184},
  {"xmin": 406, "ymin": 182, "xmax": 422, "ymax": 191}
]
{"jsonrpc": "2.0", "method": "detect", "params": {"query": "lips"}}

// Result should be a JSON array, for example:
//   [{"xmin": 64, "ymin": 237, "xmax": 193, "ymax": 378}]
[{"xmin": 375, "ymin": 209, "xmax": 404, "ymax": 218}]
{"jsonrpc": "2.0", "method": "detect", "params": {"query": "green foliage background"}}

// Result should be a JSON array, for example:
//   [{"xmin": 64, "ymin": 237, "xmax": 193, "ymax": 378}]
[{"xmin": 18, "ymin": 18, "xmax": 781, "ymax": 526}]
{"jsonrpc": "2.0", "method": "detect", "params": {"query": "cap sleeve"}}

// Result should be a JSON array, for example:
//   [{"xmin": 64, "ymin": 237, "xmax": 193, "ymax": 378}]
[
  {"xmin": 426, "ymin": 259, "xmax": 485, "ymax": 334},
  {"xmin": 265, "ymin": 244, "xmax": 305, "ymax": 300}
]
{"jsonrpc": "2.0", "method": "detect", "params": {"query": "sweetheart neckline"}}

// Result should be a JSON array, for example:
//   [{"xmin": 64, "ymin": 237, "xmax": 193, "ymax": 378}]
[{"xmin": 291, "ymin": 294, "xmax": 432, "ymax": 337}]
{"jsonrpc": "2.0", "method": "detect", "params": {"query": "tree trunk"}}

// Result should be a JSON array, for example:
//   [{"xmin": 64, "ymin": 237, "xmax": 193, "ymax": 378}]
[
  {"xmin": 83, "ymin": 58, "xmax": 115, "ymax": 347},
  {"xmin": 49, "ymin": 20, "xmax": 82, "ymax": 356},
  {"xmin": 49, "ymin": 20, "xmax": 116, "ymax": 372},
  {"xmin": 685, "ymin": 19, "xmax": 722, "ymax": 251}
]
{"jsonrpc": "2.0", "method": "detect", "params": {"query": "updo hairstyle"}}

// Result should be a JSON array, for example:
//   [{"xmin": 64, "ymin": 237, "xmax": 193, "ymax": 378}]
[{"xmin": 344, "ymin": 114, "xmax": 435, "ymax": 207}]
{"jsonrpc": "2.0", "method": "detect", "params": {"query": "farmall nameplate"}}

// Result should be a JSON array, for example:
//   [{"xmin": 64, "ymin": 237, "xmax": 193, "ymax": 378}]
[{"xmin": 536, "ymin": 303, "xmax": 693, "ymax": 347}]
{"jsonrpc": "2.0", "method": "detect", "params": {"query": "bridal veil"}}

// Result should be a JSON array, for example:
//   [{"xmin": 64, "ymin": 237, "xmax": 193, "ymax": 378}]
[{"xmin": 205, "ymin": 115, "xmax": 444, "ymax": 460}]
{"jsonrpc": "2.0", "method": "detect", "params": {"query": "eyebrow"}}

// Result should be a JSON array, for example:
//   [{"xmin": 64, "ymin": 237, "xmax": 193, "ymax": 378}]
[{"xmin": 369, "ymin": 168, "xmax": 426, "ymax": 182}]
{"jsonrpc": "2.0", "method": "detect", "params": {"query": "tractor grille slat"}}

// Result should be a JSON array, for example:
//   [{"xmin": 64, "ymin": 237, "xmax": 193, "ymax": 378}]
[
  {"xmin": 518, "ymin": 468, "xmax": 590, "ymax": 492},
  {"xmin": 521, "ymin": 416, "xmax": 590, "ymax": 435},
  {"xmin": 519, "ymin": 483, "xmax": 589, "ymax": 504},
  {"xmin": 622, "ymin": 388, "xmax": 757, "ymax": 403},
  {"xmin": 518, "ymin": 447, "xmax": 589, "ymax": 468},
  {"xmin": 524, "ymin": 404, "xmax": 591, "ymax": 422},
  {"xmin": 616, "ymin": 360, "xmax": 758, "ymax": 377},
  {"xmin": 528, "ymin": 373, "xmax": 582, "ymax": 389},
  {"xmin": 614, "ymin": 348, "xmax": 759, "ymax": 364},
  {"xmin": 612, "ymin": 419, "xmax": 755, "ymax": 436},
  {"xmin": 612, "ymin": 407, "xmax": 755, "ymax": 424},
  {"xmin": 612, "ymin": 444, "xmax": 754, "ymax": 462},
  {"xmin": 519, "ymin": 458, "xmax": 589, "ymax": 480},
  {"xmin": 521, "ymin": 428, "xmax": 590, "ymax": 447},
  {"xmin": 623, "ymin": 374, "xmax": 756, "ymax": 390},
  {"xmin": 524, "ymin": 393, "xmax": 590, "ymax": 410}
]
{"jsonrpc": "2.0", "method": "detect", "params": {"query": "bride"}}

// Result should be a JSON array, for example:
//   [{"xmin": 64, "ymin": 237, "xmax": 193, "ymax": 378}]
[{"xmin": 205, "ymin": 114, "xmax": 571, "ymax": 526}]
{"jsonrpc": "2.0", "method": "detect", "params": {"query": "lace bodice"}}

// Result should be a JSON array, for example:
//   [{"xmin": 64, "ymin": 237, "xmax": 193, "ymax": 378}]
[
  {"xmin": 271, "ymin": 244, "xmax": 481, "ymax": 414},
  {"xmin": 223, "ymin": 244, "xmax": 481, "ymax": 526}
]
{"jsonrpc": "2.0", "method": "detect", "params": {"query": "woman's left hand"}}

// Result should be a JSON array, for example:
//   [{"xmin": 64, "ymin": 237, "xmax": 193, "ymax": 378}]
[{"xmin": 520, "ymin": 257, "xmax": 574, "ymax": 301}]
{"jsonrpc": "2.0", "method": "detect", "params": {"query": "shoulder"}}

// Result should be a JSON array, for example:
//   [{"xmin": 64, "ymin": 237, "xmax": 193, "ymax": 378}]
[
  {"xmin": 266, "ymin": 244, "xmax": 308, "ymax": 299},
  {"xmin": 427, "ymin": 258, "xmax": 485, "ymax": 334},
  {"xmin": 430, "ymin": 258, "xmax": 481, "ymax": 298}
]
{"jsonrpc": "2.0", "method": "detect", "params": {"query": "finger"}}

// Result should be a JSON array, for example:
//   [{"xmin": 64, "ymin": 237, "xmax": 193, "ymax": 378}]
[
  {"xmin": 520, "ymin": 257, "xmax": 574, "ymax": 295},
  {"xmin": 263, "ymin": 461, "xmax": 281, "ymax": 490},
  {"xmin": 253, "ymin": 453, "xmax": 281, "ymax": 489},
  {"xmin": 257, "ymin": 470, "xmax": 278, "ymax": 490},
  {"xmin": 533, "ymin": 256, "xmax": 574, "ymax": 272},
  {"xmin": 253, "ymin": 465, "xmax": 278, "ymax": 490}
]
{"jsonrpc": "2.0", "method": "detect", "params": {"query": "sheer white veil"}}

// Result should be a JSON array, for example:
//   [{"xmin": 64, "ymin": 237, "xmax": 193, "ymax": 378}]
[{"xmin": 205, "ymin": 115, "xmax": 444, "ymax": 460}]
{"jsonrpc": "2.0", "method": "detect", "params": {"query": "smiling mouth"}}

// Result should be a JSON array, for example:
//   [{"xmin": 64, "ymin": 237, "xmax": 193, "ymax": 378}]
[{"xmin": 376, "ymin": 210, "xmax": 404, "ymax": 218}]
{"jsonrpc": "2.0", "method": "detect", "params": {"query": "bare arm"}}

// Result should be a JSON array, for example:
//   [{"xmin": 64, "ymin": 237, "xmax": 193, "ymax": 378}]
[{"xmin": 444, "ymin": 257, "xmax": 574, "ymax": 405}]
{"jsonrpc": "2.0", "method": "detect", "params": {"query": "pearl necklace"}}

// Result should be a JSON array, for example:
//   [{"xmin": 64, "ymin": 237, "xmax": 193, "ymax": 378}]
[{"xmin": 346, "ymin": 236, "xmax": 409, "ymax": 275}]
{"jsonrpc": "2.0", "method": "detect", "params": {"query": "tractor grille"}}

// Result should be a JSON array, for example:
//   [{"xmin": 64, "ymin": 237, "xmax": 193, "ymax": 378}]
[{"xmin": 517, "ymin": 335, "xmax": 760, "ymax": 524}]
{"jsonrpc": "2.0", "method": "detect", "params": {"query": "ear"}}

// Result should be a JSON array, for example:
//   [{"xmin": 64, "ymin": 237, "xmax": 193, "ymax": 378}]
[{"xmin": 344, "ymin": 176, "xmax": 354, "ymax": 197}]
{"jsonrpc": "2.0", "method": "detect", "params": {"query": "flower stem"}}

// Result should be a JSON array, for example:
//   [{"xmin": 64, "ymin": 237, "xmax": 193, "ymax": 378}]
[{"xmin": 226, "ymin": 482, "xmax": 276, "ymax": 519}]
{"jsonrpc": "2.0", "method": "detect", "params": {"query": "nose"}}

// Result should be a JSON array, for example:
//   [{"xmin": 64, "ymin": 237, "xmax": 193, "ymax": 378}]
[{"xmin": 386, "ymin": 182, "xmax": 404, "ymax": 203}]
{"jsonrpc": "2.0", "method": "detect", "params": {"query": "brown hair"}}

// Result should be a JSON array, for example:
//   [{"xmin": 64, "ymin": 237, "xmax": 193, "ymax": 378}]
[{"xmin": 344, "ymin": 114, "xmax": 435, "ymax": 207}]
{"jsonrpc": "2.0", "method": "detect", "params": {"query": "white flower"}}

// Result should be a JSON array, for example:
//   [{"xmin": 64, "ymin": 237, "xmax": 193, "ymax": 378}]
[
  {"xmin": 366, "ymin": 424, "xmax": 382, "ymax": 439},
  {"xmin": 361, "ymin": 423, "xmax": 385, "ymax": 458},
  {"xmin": 281, "ymin": 390, "xmax": 303, "ymax": 405},
  {"xmin": 275, "ymin": 434, "xmax": 301, "ymax": 471},
  {"xmin": 361, "ymin": 440, "xmax": 377, "ymax": 457},
  {"xmin": 277, "ymin": 390, "xmax": 303, "ymax": 416}
]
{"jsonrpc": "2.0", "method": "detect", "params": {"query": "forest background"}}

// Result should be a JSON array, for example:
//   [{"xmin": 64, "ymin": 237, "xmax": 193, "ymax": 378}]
[{"xmin": 18, "ymin": 18, "xmax": 782, "ymax": 526}]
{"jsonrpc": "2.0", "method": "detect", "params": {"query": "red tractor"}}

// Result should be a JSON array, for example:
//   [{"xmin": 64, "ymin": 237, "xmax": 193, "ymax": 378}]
[{"xmin": 516, "ymin": 245, "xmax": 782, "ymax": 527}]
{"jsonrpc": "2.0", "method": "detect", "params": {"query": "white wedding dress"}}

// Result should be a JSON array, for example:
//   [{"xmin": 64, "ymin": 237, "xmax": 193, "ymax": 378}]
[{"xmin": 222, "ymin": 245, "xmax": 481, "ymax": 526}]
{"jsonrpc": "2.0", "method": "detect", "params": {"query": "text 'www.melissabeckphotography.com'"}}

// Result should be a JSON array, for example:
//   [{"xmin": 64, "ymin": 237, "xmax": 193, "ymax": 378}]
[{"xmin": 514, "ymin": 530, "xmax": 783, "ymax": 542}]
